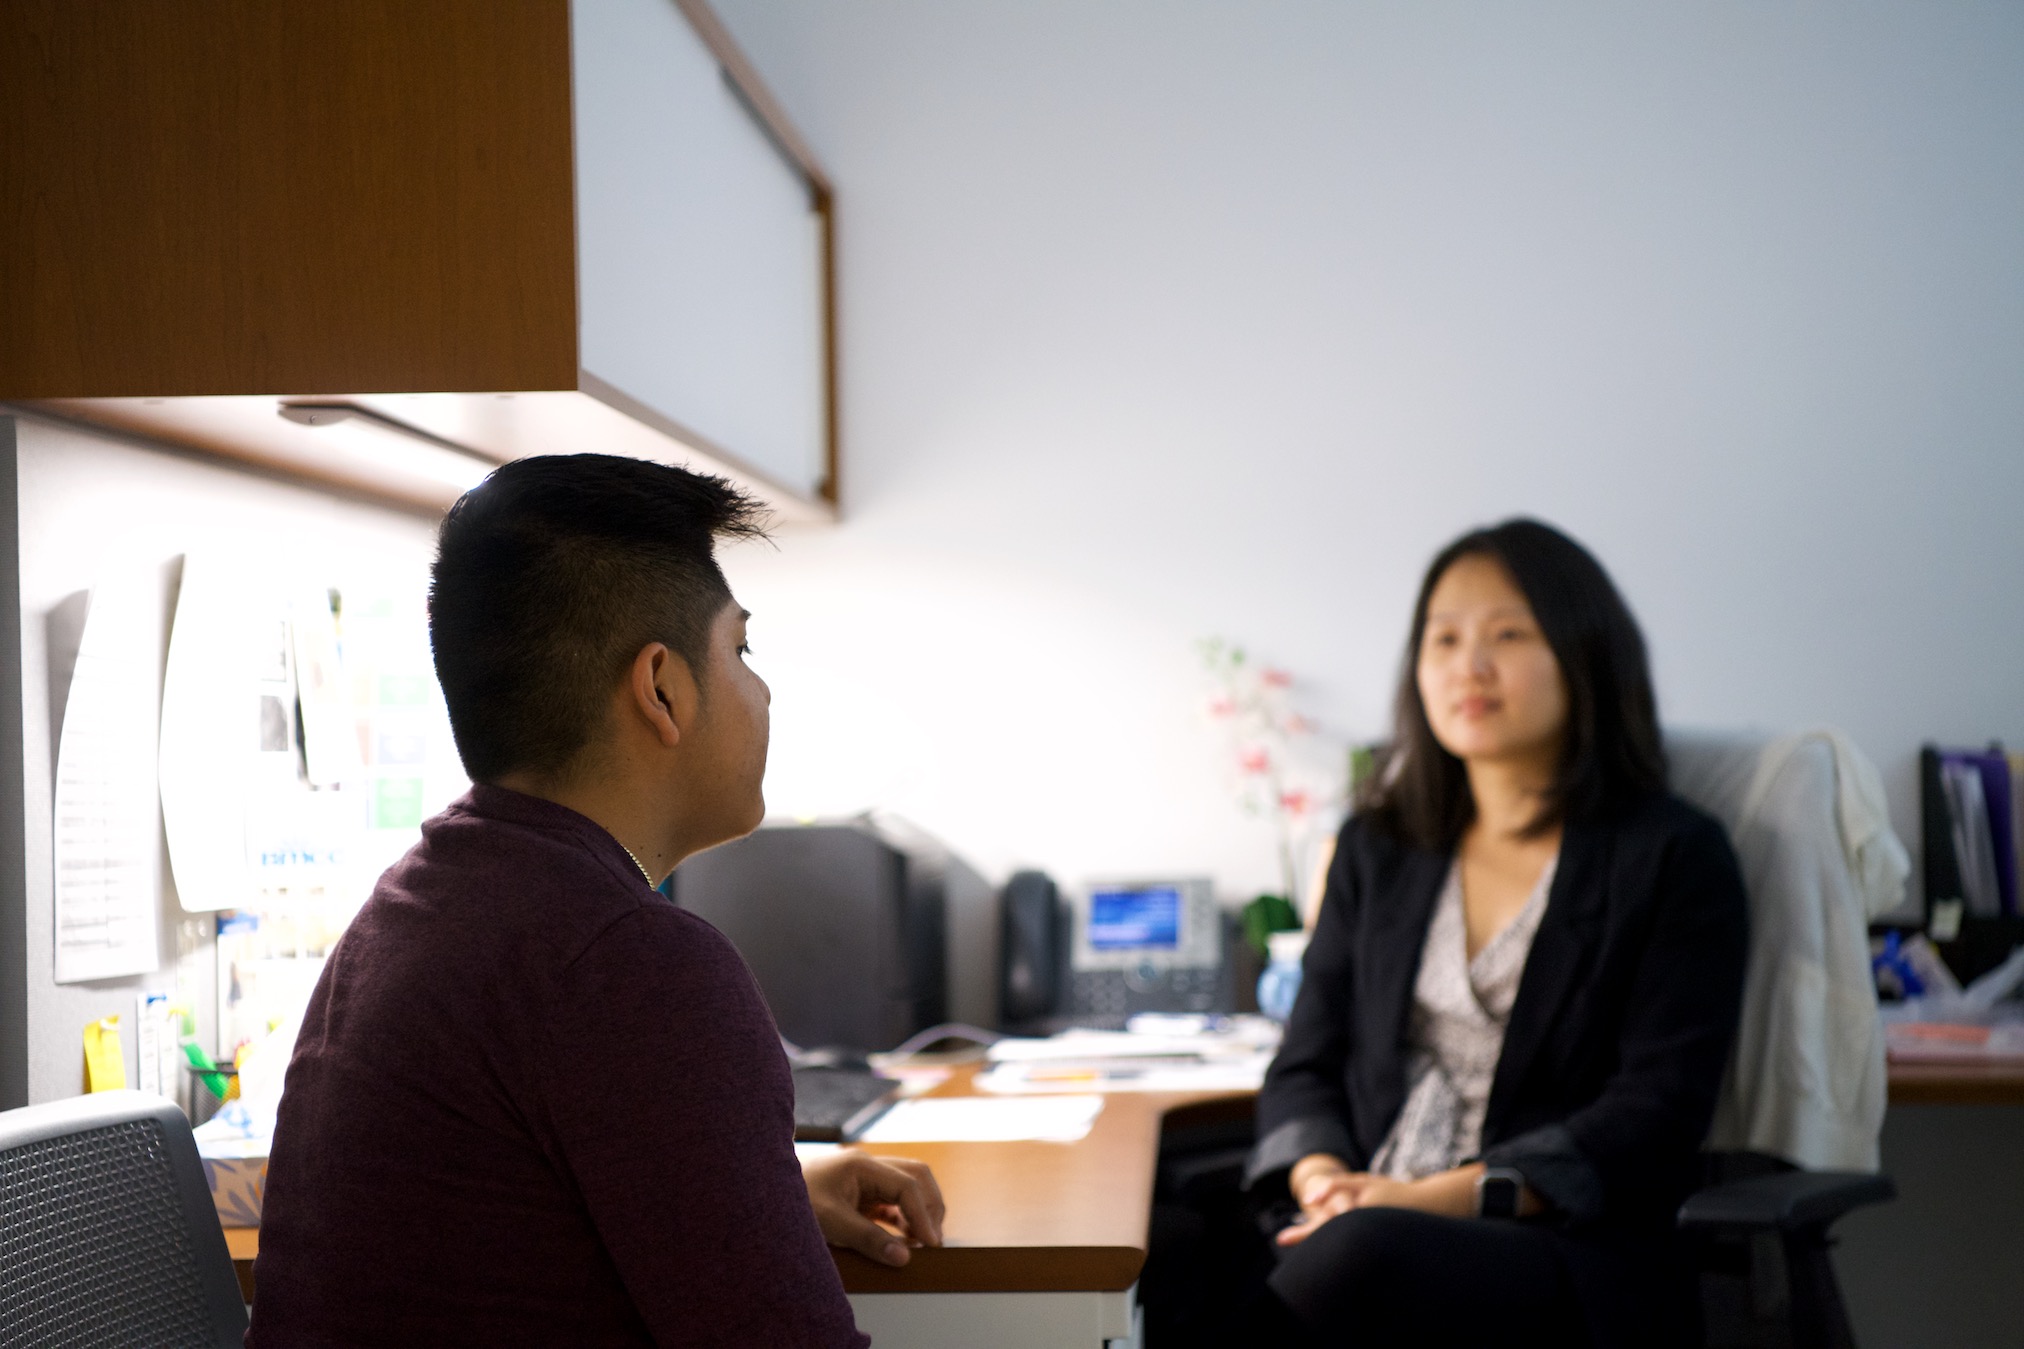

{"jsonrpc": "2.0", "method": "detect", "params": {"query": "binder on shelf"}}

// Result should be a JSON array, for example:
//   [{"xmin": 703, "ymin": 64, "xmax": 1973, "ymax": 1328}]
[
  {"xmin": 1920, "ymin": 746, "xmax": 1967, "ymax": 924},
  {"xmin": 1922, "ymin": 743, "xmax": 2017, "ymax": 919},
  {"xmin": 1984, "ymin": 753, "xmax": 2018, "ymax": 916},
  {"xmin": 1922, "ymin": 742, "xmax": 2023, "ymax": 984},
  {"xmin": 2010, "ymin": 753, "xmax": 2024, "ymax": 914}
]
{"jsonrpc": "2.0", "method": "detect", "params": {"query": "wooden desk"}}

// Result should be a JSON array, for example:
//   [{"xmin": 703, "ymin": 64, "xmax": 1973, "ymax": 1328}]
[
  {"xmin": 221, "ymin": 1067, "xmax": 1248, "ymax": 1348},
  {"xmin": 834, "ymin": 1066, "xmax": 1242, "ymax": 1293},
  {"xmin": 834, "ymin": 1066, "xmax": 1246, "ymax": 1347},
  {"xmin": 219, "ymin": 1058, "xmax": 2024, "ymax": 1347},
  {"xmin": 1886, "ymin": 1060, "xmax": 2024, "ymax": 1106}
]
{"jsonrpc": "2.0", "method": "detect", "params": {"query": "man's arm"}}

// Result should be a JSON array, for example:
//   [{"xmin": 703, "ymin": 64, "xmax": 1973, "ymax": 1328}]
[{"xmin": 539, "ymin": 906, "xmax": 871, "ymax": 1348}]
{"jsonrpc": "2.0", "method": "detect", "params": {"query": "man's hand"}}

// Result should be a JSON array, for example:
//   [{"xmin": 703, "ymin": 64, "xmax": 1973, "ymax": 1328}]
[{"xmin": 801, "ymin": 1150, "xmax": 946, "ymax": 1267}]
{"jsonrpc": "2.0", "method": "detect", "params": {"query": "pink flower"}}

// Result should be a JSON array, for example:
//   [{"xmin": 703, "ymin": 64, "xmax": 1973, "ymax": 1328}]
[
  {"xmin": 1239, "ymin": 747, "xmax": 1271, "ymax": 775},
  {"xmin": 1279, "ymin": 790, "xmax": 1312, "ymax": 816},
  {"xmin": 1260, "ymin": 668, "xmax": 1293, "ymax": 689},
  {"xmin": 1206, "ymin": 696, "xmax": 1236, "ymax": 718},
  {"xmin": 1282, "ymin": 714, "xmax": 1312, "ymax": 735}
]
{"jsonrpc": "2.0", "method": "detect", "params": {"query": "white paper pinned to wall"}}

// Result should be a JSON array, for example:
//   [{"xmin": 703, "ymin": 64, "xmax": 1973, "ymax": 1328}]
[
  {"xmin": 292, "ymin": 586, "xmax": 360, "ymax": 790},
  {"xmin": 158, "ymin": 552, "xmax": 261, "ymax": 914},
  {"xmin": 53, "ymin": 573, "xmax": 163, "ymax": 983}
]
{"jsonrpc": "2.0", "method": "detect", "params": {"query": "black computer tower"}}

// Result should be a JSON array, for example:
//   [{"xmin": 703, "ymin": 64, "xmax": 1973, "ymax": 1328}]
[{"xmin": 668, "ymin": 819, "xmax": 948, "ymax": 1054}]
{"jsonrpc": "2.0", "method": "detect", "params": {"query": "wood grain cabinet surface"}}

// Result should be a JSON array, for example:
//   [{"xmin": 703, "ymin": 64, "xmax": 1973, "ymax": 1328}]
[{"xmin": 0, "ymin": 0, "xmax": 836, "ymax": 518}]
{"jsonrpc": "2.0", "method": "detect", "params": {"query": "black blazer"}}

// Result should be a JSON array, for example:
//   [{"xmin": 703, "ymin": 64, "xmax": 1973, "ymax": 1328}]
[{"xmin": 1251, "ymin": 791, "xmax": 1748, "ymax": 1241}]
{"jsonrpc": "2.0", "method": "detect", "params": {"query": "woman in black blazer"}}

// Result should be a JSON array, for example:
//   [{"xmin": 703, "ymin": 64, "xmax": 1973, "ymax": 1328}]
[{"xmin": 1237, "ymin": 519, "xmax": 1748, "ymax": 1348}]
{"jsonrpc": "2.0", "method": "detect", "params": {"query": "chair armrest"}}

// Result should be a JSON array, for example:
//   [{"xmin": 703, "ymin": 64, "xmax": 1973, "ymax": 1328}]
[
  {"xmin": 1678, "ymin": 1170, "xmax": 1895, "ymax": 1234},
  {"xmin": 1160, "ymin": 1145, "xmax": 1253, "ymax": 1206}
]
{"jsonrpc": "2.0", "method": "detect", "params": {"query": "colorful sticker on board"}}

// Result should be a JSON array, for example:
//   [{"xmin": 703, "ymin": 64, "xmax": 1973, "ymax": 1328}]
[
  {"xmin": 374, "ymin": 777, "xmax": 426, "ymax": 830},
  {"xmin": 378, "ymin": 675, "xmax": 430, "ymax": 706}
]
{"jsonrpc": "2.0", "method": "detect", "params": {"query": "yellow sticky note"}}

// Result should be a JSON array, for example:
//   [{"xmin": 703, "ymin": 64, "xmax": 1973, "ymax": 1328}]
[{"xmin": 83, "ymin": 1015, "xmax": 126, "ymax": 1092}]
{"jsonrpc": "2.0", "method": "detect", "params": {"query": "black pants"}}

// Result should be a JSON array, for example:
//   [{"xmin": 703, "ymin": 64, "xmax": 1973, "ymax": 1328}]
[
  {"xmin": 1263, "ymin": 1207, "xmax": 1587, "ymax": 1346},
  {"xmin": 1149, "ymin": 1203, "xmax": 1588, "ymax": 1348}
]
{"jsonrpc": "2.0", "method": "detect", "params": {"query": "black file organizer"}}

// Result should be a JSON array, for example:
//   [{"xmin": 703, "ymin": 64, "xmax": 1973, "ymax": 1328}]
[{"xmin": 1920, "ymin": 742, "xmax": 2024, "ymax": 984}]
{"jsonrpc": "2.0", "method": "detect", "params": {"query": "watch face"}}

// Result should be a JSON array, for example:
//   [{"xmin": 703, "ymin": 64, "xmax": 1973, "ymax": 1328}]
[{"xmin": 1479, "ymin": 1173, "xmax": 1521, "ymax": 1219}]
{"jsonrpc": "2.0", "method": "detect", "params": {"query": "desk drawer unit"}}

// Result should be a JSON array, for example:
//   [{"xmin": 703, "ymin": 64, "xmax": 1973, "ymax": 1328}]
[{"xmin": 848, "ymin": 1287, "xmax": 1140, "ymax": 1349}]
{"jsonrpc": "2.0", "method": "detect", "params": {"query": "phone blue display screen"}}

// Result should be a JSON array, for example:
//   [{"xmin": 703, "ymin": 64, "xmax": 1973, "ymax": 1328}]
[{"xmin": 1088, "ymin": 887, "xmax": 1182, "ymax": 950}]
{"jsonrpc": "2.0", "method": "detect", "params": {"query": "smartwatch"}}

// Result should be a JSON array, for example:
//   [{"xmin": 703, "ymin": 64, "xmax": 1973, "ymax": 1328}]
[{"xmin": 1476, "ymin": 1167, "xmax": 1525, "ymax": 1220}]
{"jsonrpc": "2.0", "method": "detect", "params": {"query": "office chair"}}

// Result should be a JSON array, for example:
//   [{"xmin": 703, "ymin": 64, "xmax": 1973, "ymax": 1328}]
[
  {"xmin": 0, "ymin": 1089, "xmax": 249, "ymax": 1348},
  {"xmin": 1670, "ymin": 731, "xmax": 1904, "ymax": 1349},
  {"xmin": 1149, "ymin": 731, "xmax": 1901, "ymax": 1349}
]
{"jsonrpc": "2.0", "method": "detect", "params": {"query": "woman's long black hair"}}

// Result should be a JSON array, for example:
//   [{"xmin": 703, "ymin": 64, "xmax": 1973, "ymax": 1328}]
[{"xmin": 1361, "ymin": 518, "xmax": 1666, "ymax": 852}]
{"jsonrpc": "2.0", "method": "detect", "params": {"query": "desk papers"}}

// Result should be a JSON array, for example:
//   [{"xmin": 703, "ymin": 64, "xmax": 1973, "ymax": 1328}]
[
  {"xmin": 1881, "ymin": 949, "xmax": 2024, "ymax": 1064},
  {"xmin": 977, "ymin": 1059, "xmax": 1271, "ymax": 1094},
  {"xmin": 856, "ymin": 1095, "xmax": 1105, "ymax": 1144},
  {"xmin": 193, "ymin": 1101, "xmax": 272, "ymax": 1227},
  {"xmin": 1886, "ymin": 1021, "xmax": 2024, "ymax": 1064},
  {"xmin": 53, "ymin": 574, "xmax": 164, "ymax": 982},
  {"xmin": 976, "ymin": 1018, "xmax": 1280, "ymax": 1095}
]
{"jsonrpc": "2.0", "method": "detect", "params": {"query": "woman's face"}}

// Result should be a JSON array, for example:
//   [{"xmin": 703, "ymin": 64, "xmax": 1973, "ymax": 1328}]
[{"xmin": 1415, "ymin": 553, "xmax": 1569, "ymax": 772}]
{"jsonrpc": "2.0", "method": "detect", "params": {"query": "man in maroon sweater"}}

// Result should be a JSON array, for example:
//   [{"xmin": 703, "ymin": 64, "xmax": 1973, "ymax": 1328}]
[{"xmin": 249, "ymin": 456, "xmax": 941, "ymax": 1346}]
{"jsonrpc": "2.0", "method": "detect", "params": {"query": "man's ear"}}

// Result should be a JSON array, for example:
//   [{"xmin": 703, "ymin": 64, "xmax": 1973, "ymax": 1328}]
[{"xmin": 629, "ymin": 643, "xmax": 699, "ymax": 750}]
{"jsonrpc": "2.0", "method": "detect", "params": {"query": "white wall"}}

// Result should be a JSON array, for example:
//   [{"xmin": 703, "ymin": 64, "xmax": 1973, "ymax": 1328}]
[
  {"xmin": 7, "ymin": 415, "xmax": 439, "ymax": 1104},
  {"xmin": 708, "ymin": 0, "xmax": 2024, "ymax": 903}
]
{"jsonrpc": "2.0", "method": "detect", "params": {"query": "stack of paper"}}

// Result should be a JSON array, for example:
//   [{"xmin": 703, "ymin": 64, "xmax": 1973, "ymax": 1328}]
[
  {"xmin": 856, "ymin": 1095, "xmax": 1105, "ymax": 1144},
  {"xmin": 975, "ymin": 1016, "xmax": 1281, "ymax": 1095},
  {"xmin": 1885, "ymin": 1021, "xmax": 2024, "ymax": 1065}
]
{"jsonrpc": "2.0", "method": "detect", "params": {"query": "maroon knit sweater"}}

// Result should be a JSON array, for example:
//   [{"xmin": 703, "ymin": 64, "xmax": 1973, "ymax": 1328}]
[{"xmin": 247, "ymin": 785, "xmax": 866, "ymax": 1347}]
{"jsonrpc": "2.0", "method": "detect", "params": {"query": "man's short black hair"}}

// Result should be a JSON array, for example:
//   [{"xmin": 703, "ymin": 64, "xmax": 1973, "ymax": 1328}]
[{"xmin": 429, "ymin": 454, "xmax": 768, "ymax": 783}]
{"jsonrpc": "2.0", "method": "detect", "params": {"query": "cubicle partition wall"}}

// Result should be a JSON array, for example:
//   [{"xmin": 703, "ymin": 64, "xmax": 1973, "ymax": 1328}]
[
  {"xmin": 0, "ymin": 419, "xmax": 26, "ymax": 1109},
  {"xmin": 0, "ymin": 412, "xmax": 447, "ymax": 1109}
]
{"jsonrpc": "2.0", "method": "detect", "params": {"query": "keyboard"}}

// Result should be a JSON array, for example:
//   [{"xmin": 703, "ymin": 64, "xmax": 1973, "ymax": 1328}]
[{"xmin": 791, "ymin": 1066, "xmax": 900, "ymax": 1143}]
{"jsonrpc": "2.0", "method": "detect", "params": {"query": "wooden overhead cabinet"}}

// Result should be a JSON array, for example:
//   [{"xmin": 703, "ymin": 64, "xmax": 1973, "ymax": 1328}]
[{"xmin": 0, "ymin": 0, "xmax": 837, "ymax": 518}]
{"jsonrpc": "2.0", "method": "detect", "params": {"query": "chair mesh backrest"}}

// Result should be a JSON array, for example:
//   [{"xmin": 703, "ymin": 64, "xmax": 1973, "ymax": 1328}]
[{"xmin": 0, "ymin": 1117, "xmax": 219, "ymax": 1349}]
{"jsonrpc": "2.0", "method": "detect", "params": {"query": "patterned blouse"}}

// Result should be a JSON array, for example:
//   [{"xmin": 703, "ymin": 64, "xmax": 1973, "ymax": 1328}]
[{"xmin": 1369, "ymin": 851, "xmax": 1560, "ymax": 1180}]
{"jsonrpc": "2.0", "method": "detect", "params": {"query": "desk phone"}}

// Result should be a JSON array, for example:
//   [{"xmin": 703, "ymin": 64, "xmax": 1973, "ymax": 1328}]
[{"xmin": 1066, "ymin": 879, "xmax": 1225, "ymax": 1018}]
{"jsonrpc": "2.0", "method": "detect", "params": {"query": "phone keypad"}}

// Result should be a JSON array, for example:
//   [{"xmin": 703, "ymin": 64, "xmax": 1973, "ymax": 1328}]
[{"xmin": 1069, "ymin": 966, "xmax": 1220, "ymax": 1017}]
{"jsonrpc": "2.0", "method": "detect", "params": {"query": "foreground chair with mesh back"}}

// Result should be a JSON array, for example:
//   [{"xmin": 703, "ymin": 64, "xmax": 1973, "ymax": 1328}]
[{"xmin": 0, "ymin": 1089, "xmax": 247, "ymax": 1348}]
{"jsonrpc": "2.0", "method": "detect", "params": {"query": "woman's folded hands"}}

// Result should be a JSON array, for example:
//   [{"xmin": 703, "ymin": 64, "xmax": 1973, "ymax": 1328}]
[{"xmin": 1276, "ymin": 1154, "xmax": 1497, "ymax": 1246}]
